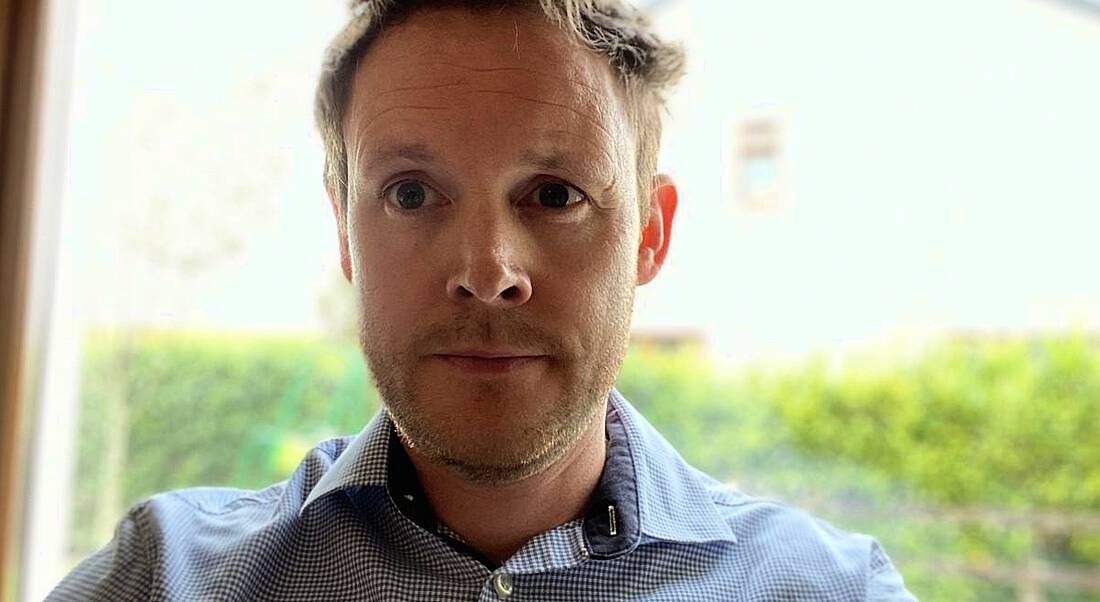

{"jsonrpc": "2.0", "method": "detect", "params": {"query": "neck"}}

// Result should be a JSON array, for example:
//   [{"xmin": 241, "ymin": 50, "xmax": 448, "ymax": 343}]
[{"xmin": 404, "ymin": 409, "xmax": 607, "ymax": 565}]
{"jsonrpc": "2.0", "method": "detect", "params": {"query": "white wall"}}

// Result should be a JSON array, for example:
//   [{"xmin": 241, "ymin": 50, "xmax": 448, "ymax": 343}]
[{"xmin": 635, "ymin": 0, "xmax": 1100, "ymax": 364}]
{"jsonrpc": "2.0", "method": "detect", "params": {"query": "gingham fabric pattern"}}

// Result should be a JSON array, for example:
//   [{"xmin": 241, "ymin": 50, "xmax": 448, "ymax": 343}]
[{"xmin": 48, "ymin": 388, "xmax": 917, "ymax": 601}]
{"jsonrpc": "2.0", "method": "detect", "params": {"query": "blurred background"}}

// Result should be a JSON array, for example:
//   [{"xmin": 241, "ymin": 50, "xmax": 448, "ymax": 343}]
[{"xmin": 3, "ymin": 0, "xmax": 1100, "ymax": 600}]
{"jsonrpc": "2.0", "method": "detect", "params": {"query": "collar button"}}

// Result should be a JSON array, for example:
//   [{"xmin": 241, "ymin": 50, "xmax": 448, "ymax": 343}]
[{"xmin": 492, "ymin": 571, "xmax": 514, "ymax": 598}]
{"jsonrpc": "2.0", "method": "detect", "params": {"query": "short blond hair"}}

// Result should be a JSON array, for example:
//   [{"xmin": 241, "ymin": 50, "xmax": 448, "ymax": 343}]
[{"xmin": 315, "ymin": 0, "xmax": 684, "ymax": 220}]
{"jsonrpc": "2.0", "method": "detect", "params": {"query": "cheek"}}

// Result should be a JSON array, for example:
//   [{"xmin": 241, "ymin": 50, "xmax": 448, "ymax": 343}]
[
  {"xmin": 350, "ymin": 202, "xmax": 424, "ymax": 280},
  {"xmin": 348, "ymin": 217, "xmax": 431, "ymax": 336},
  {"xmin": 538, "ymin": 204, "xmax": 637, "ymax": 259},
  {"xmin": 538, "ymin": 219, "xmax": 637, "ymax": 313}
]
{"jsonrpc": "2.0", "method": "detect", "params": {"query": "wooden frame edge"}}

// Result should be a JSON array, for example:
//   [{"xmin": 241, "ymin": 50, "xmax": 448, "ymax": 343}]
[{"xmin": 1, "ymin": 0, "xmax": 48, "ymax": 599}]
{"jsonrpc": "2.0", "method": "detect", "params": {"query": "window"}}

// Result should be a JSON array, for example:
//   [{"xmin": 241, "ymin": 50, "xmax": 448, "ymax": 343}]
[
  {"xmin": 8, "ymin": 1, "xmax": 1100, "ymax": 600},
  {"xmin": 733, "ymin": 116, "xmax": 786, "ymax": 212}
]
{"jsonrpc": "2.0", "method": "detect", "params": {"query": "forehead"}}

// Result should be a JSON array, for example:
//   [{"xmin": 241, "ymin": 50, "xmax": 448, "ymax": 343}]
[
  {"xmin": 343, "ymin": 6, "xmax": 633, "ymax": 171},
  {"xmin": 354, "ymin": 6, "xmax": 621, "ymax": 103}
]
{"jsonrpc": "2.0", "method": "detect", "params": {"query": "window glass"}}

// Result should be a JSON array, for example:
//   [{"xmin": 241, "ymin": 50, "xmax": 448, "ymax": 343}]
[{"xmin": 23, "ymin": 1, "xmax": 1100, "ymax": 600}]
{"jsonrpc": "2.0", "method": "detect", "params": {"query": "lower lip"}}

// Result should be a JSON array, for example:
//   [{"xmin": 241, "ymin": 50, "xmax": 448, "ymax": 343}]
[{"xmin": 433, "ymin": 355, "xmax": 546, "ymax": 375}]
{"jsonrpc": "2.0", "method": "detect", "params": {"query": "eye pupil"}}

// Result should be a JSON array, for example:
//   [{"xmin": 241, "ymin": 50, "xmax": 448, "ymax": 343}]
[
  {"xmin": 539, "ymin": 183, "xmax": 570, "ymax": 208},
  {"xmin": 396, "ymin": 181, "xmax": 426, "ymax": 209}
]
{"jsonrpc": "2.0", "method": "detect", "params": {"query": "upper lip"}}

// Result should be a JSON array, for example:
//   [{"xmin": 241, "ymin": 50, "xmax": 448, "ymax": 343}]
[{"xmin": 434, "ymin": 347, "xmax": 545, "ymax": 359}]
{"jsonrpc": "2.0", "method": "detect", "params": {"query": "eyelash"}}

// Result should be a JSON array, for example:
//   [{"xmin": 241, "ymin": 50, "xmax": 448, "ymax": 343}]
[
  {"xmin": 525, "ymin": 179, "xmax": 588, "ymax": 210},
  {"xmin": 379, "ymin": 178, "xmax": 589, "ymax": 212},
  {"xmin": 381, "ymin": 178, "xmax": 444, "ymax": 211}
]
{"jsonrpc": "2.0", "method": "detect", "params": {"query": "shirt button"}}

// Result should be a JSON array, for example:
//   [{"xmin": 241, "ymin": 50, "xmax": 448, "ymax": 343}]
[{"xmin": 492, "ymin": 572, "xmax": 514, "ymax": 598}]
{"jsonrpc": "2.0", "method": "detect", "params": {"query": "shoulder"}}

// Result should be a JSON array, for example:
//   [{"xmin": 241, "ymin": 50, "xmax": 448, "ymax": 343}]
[
  {"xmin": 702, "ymin": 477, "xmax": 915, "ymax": 600},
  {"xmin": 135, "ymin": 434, "xmax": 353, "ymax": 523},
  {"xmin": 47, "ymin": 502, "xmax": 153, "ymax": 601},
  {"xmin": 141, "ymin": 433, "xmax": 357, "ymax": 534},
  {"xmin": 614, "ymin": 391, "xmax": 915, "ymax": 599},
  {"xmin": 47, "ymin": 435, "xmax": 356, "ymax": 601}
]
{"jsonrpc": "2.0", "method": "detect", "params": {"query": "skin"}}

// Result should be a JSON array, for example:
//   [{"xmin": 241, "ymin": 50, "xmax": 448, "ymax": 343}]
[{"xmin": 327, "ymin": 6, "xmax": 678, "ymax": 565}]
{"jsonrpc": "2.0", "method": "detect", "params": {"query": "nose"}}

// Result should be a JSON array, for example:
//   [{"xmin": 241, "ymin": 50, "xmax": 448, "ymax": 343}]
[{"xmin": 445, "ymin": 217, "xmax": 532, "ymax": 309}]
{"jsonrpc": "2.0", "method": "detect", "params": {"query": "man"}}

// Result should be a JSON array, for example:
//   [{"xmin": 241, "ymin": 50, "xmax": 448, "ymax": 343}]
[{"xmin": 51, "ymin": 1, "xmax": 916, "ymax": 600}]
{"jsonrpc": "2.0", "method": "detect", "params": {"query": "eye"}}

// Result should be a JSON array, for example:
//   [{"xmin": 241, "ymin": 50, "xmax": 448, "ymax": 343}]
[
  {"xmin": 384, "ymin": 179, "xmax": 440, "ymax": 210},
  {"xmin": 528, "ymin": 181, "xmax": 586, "ymax": 209}
]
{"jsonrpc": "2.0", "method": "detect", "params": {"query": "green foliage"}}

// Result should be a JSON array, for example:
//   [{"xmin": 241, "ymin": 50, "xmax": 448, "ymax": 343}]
[
  {"xmin": 615, "ymin": 345, "xmax": 775, "ymax": 480},
  {"xmin": 73, "ymin": 330, "xmax": 375, "ymax": 552},
  {"xmin": 71, "ymin": 330, "xmax": 1100, "ymax": 600},
  {"xmin": 748, "ymin": 334, "xmax": 1100, "ymax": 510},
  {"xmin": 744, "ymin": 333, "xmax": 1100, "ymax": 598}
]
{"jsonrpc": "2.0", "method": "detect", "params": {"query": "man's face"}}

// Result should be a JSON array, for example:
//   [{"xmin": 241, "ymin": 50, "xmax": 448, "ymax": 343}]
[{"xmin": 332, "ymin": 7, "xmax": 670, "ymax": 483}]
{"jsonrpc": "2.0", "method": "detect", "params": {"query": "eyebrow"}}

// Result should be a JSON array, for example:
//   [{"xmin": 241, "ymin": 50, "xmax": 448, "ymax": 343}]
[
  {"xmin": 518, "ymin": 149, "xmax": 568, "ymax": 172},
  {"xmin": 366, "ymin": 144, "xmax": 575, "ymax": 173},
  {"xmin": 366, "ymin": 142, "xmax": 437, "ymax": 165}
]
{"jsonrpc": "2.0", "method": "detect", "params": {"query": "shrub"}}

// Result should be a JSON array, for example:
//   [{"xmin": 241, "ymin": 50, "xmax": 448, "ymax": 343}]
[{"xmin": 71, "ymin": 330, "xmax": 1100, "ymax": 599}]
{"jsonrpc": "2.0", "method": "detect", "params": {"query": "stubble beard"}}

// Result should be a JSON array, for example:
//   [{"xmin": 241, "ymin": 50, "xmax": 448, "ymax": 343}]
[{"xmin": 356, "ymin": 282, "xmax": 635, "ymax": 486}]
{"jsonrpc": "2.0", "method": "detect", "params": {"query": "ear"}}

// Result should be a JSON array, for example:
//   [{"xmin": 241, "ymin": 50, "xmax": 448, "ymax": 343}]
[
  {"xmin": 636, "ymin": 173, "xmax": 678, "ymax": 286},
  {"xmin": 326, "ymin": 181, "xmax": 354, "ymax": 284}
]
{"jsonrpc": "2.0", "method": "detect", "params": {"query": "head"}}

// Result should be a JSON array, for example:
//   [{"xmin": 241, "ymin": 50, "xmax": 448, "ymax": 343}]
[{"xmin": 317, "ymin": 0, "xmax": 683, "ymax": 484}]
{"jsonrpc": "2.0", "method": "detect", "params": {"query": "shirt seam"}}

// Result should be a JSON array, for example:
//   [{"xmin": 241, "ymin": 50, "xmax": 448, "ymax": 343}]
[
  {"xmin": 711, "ymin": 496, "xmax": 786, "ymax": 509},
  {"xmin": 166, "ymin": 485, "xmax": 284, "ymax": 516}
]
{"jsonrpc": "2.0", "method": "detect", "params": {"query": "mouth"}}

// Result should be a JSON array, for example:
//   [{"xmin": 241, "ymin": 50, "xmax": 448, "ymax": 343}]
[{"xmin": 431, "ymin": 349, "xmax": 548, "ymax": 375}]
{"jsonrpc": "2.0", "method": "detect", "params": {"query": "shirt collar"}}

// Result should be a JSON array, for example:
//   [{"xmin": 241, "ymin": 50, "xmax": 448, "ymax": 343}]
[
  {"xmin": 607, "ymin": 388, "xmax": 738, "ymax": 546},
  {"xmin": 299, "ymin": 410, "xmax": 390, "ymax": 515},
  {"xmin": 299, "ymin": 388, "xmax": 737, "ymax": 548}
]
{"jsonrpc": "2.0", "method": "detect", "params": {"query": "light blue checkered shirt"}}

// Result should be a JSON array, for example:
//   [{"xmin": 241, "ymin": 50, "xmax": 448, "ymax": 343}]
[{"xmin": 49, "ymin": 388, "xmax": 916, "ymax": 600}]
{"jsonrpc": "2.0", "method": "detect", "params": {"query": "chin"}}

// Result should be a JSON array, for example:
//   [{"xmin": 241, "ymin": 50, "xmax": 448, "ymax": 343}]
[
  {"xmin": 388, "ymin": 381, "xmax": 602, "ymax": 483},
  {"xmin": 432, "ymin": 418, "xmax": 588, "ymax": 485}
]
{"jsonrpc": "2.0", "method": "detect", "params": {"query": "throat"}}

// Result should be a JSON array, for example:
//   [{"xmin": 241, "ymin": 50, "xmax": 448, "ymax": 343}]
[{"xmin": 396, "ymin": 411, "xmax": 608, "ymax": 565}]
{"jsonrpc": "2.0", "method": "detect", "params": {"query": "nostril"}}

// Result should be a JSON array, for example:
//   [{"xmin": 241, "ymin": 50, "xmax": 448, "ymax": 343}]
[{"xmin": 448, "ymin": 279, "xmax": 529, "ymax": 305}]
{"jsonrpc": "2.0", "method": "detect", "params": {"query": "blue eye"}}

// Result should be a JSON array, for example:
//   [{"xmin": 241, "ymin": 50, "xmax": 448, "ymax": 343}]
[
  {"xmin": 533, "ymin": 181, "xmax": 585, "ymax": 208},
  {"xmin": 385, "ymin": 179, "xmax": 439, "ymax": 210}
]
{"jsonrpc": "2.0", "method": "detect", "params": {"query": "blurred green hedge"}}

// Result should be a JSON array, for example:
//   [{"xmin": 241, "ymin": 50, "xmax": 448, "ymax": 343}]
[
  {"xmin": 745, "ymin": 335, "xmax": 1100, "ymax": 601},
  {"xmin": 72, "ymin": 330, "xmax": 1100, "ymax": 600},
  {"xmin": 73, "ymin": 330, "xmax": 377, "ymax": 554},
  {"xmin": 748, "ymin": 335, "xmax": 1100, "ymax": 511}
]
